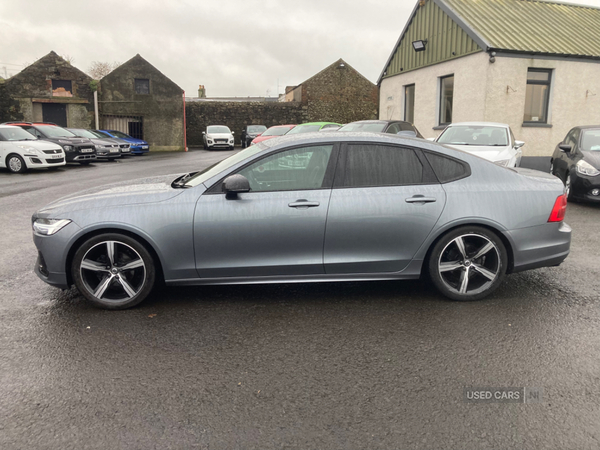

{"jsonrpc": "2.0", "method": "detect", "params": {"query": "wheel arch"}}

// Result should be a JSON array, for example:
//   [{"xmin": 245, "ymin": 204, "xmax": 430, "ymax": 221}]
[
  {"xmin": 6, "ymin": 152, "xmax": 27, "ymax": 171},
  {"xmin": 65, "ymin": 226, "xmax": 165, "ymax": 287},
  {"xmin": 420, "ymin": 220, "xmax": 515, "ymax": 276}
]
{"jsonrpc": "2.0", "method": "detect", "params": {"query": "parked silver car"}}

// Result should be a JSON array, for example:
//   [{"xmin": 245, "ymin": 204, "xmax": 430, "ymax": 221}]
[
  {"xmin": 435, "ymin": 122, "xmax": 524, "ymax": 167},
  {"xmin": 32, "ymin": 133, "xmax": 571, "ymax": 309}
]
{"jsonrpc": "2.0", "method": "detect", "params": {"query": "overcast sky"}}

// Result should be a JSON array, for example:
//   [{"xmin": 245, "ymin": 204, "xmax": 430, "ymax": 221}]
[{"xmin": 1, "ymin": 0, "xmax": 598, "ymax": 97}]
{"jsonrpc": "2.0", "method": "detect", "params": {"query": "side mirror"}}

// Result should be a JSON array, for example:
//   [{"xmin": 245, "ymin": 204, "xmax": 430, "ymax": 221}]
[
  {"xmin": 514, "ymin": 140, "xmax": 525, "ymax": 149},
  {"xmin": 426, "ymin": 137, "xmax": 436, "ymax": 142},
  {"xmin": 231, "ymin": 131, "xmax": 235, "ymax": 134},
  {"xmin": 202, "ymin": 131, "xmax": 206, "ymax": 135},
  {"xmin": 397, "ymin": 130, "xmax": 417, "ymax": 137},
  {"xmin": 559, "ymin": 144, "xmax": 572, "ymax": 153},
  {"xmin": 222, "ymin": 174, "xmax": 250, "ymax": 199}
]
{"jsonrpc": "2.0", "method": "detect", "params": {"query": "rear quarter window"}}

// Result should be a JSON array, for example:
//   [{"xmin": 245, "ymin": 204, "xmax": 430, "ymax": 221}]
[{"xmin": 424, "ymin": 151, "xmax": 471, "ymax": 183}]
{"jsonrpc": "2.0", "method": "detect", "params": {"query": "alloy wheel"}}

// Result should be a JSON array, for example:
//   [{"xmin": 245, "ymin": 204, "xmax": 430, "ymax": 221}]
[
  {"xmin": 79, "ymin": 240, "xmax": 146, "ymax": 302},
  {"xmin": 437, "ymin": 233, "xmax": 501, "ymax": 296}
]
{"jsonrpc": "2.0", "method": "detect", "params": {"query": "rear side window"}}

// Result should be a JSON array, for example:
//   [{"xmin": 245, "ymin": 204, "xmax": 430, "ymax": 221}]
[
  {"xmin": 338, "ymin": 144, "xmax": 435, "ymax": 188},
  {"xmin": 424, "ymin": 152, "xmax": 471, "ymax": 183}
]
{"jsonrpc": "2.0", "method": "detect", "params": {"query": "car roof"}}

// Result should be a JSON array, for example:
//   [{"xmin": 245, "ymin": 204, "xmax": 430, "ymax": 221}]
[
  {"xmin": 297, "ymin": 122, "xmax": 341, "ymax": 126},
  {"xmin": 446, "ymin": 122, "xmax": 509, "ymax": 128},
  {"xmin": 348, "ymin": 120, "xmax": 411, "ymax": 125},
  {"xmin": 574, "ymin": 125, "xmax": 600, "ymax": 130},
  {"xmin": 1, "ymin": 122, "xmax": 57, "ymax": 126}
]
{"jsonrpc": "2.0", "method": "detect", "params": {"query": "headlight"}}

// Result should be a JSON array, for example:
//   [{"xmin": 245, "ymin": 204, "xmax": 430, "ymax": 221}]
[
  {"xmin": 576, "ymin": 160, "xmax": 600, "ymax": 176},
  {"xmin": 63, "ymin": 145, "xmax": 74, "ymax": 151},
  {"xmin": 32, "ymin": 218, "xmax": 72, "ymax": 236},
  {"xmin": 494, "ymin": 159, "xmax": 511, "ymax": 167},
  {"xmin": 17, "ymin": 145, "xmax": 42, "ymax": 155}
]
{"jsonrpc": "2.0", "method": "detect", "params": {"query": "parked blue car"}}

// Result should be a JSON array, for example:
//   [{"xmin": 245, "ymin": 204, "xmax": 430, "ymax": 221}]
[{"xmin": 96, "ymin": 130, "xmax": 149, "ymax": 155}]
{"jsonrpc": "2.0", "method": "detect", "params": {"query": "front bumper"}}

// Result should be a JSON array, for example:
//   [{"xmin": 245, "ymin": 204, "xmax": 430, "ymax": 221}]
[
  {"xmin": 32, "ymin": 221, "xmax": 81, "ymax": 290},
  {"xmin": 23, "ymin": 153, "xmax": 66, "ymax": 168},
  {"xmin": 129, "ymin": 144, "xmax": 149, "ymax": 154},
  {"xmin": 570, "ymin": 173, "xmax": 600, "ymax": 202},
  {"xmin": 504, "ymin": 221, "xmax": 572, "ymax": 273}
]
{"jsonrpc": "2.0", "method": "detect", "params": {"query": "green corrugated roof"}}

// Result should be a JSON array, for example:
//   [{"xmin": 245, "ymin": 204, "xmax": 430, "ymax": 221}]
[{"xmin": 442, "ymin": 0, "xmax": 600, "ymax": 57}]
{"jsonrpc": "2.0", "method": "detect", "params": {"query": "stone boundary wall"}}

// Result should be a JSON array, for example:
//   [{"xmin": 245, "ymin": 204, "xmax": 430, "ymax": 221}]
[{"xmin": 185, "ymin": 101, "xmax": 307, "ymax": 146}]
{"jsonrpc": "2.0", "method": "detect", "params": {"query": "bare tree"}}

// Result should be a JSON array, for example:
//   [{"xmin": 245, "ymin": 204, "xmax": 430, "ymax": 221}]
[
  {"xmin": 62, "ymin": 54, "xmax": 75, "ymax": 64},
  {"xmin": 88, "ymin": 61, "xmax": 121, "ymax": 80}
]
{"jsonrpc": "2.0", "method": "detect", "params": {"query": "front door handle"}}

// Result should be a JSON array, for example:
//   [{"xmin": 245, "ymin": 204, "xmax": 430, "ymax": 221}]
[
  {"xmin": 289, "ymin": 200, "xmax": 320, "ymax": 209},
  {"xmin": 405, "ymin": 195, "xmax": 437, "ymax": 204}
]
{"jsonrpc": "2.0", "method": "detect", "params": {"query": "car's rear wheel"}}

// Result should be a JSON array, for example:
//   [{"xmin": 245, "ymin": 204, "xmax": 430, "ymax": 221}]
[
  {"xmin": 6, "ymin": 154, "xmax": 27, "ymax": 173},
  {"xmin": 428, "ymin": 226, "xmax": 507, "ymax": 301},
  {"xmin": 71, "ymin": 233, "xmax": 156, "ymax": 310}
]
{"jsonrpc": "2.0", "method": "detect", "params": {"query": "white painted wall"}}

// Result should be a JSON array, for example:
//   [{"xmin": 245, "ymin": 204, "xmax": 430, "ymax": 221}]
[{"xmin": 380, "ymin": 52, "xmax": 600, "ymax": 156}]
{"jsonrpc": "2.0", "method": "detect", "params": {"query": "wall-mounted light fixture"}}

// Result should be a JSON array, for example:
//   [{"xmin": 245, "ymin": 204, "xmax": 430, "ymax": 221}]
[
  {"xmin": 338, "ymin": 62, "xmax": 346, "ymax": 69},
  {"xmin": 412, "ymin": 40, "xmax": 427, "ymax": 52},
  {"xmin": 489, "ymin": 51, "xmax": 496, "ymax": 63}
]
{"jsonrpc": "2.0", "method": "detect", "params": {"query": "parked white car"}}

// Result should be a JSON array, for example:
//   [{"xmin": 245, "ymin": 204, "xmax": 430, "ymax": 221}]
[
  {"xmin": 0, "ymin": 125, "xmax": 65, "ymax": 173},
  {"xmin": 435, "ymin": 122, "xmax": 524, "ymax": 167},
  {"xmin": 202, "ymin": 125, "xmax": 235, "ymax": 150}
]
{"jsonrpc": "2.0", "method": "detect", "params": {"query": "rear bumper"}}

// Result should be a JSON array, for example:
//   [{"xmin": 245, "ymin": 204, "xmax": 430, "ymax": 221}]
[{"xmin": 504, "ymin": 221, "xmax": 571, "ymax": 273}]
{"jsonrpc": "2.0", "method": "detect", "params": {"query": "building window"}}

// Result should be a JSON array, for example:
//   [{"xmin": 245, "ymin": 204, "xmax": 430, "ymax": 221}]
[
  {"xmin": 439, "ymin": 75, "xmax": 454, "ymax": 126},
  {"xmin": 135, "ymin": 78, "xmax": 150, "ymax": 95},
  {"xmin": 404, "ymin": 84, "xmax": 415, "ymax": 124},
  {"xmin": 524, "ymin": 69, "xmax": 552, "ymax": 123},
  {"xmin": 52, "ymin": 80, "xmax": 72, "ymax": 97}
]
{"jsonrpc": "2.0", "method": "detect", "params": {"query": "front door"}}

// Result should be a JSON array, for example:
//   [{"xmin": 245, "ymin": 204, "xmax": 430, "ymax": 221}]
[
  {"xmin": 194, "ymin": 144, "xmax": 336, "ymax": 278},
  {"xmin": 42, "ymin": 103, "xmax": 67, "ymax": 127}
]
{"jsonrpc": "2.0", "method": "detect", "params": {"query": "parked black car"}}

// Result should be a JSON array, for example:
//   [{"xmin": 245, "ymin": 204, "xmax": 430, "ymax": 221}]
[
  {"xmin": 2, "ymin": 122, "xmax": 97, "ymax": 164},
  {"xmin": 338, "ymin": 120, "xmax": 424, "ymax": 138},
  {"xmin": 66, "ymin": 128, "xmax": 122, "ymax": 160},
  {"xmin": 241, "ymin": 125, "xmax": 267, "ymax": 148},
  {"xmin": 551, "ymin": 125, "xmax": 600, "ymax": 202}
]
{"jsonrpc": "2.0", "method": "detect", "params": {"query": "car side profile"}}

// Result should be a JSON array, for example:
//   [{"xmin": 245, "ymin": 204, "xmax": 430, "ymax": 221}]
[
  {"xmin": 551, "ymin": 126, "xmax": 600, "ymax": 202},
  {"xmin": 0, "ymin": 125, "xmax": 65, "ymax": 173},
  {"xmin": 251, "ymin": 125, "xmax": 296, "ymax": 145},
  {"xmin": 32, "ymin": 133, "xmax": 571, "ymax": 310},
  {"xmin": 96, "ymin": 130, "xmax": 149, "ymax": 155},
  {"xmin": 2, "ymin": 122, "xmax": 97, "ymax": 165},
  {"xmin": 240, "ymin": 125, "xmax": 267, "ymax": 148}
]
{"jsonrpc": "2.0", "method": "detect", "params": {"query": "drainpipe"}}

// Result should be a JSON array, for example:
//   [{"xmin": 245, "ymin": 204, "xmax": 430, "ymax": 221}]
[
  {"xmin": 183, "ymin": 91, "xmax": 188, "ymax": 152},
  {"xmin": 94, "ymin": 91, "xmax": 99, "ymax": 130}
]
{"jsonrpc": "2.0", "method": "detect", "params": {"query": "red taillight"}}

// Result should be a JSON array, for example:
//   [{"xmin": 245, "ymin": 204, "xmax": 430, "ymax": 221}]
[{"xmin": 548, "ymin": 194, "xmax": 567, "ymax": 222}]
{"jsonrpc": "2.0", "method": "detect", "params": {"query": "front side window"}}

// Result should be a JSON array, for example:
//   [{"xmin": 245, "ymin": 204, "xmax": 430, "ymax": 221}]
[
  {"xmin": 439, "ymin": 75, "xmax": 454, "ymax": 126},
  {"xmin": 238, "ymin": 145, "xmax": 334, "ymax": 192},
  {"xmin": 339, "ymin": 144, "xmax": 433, "ymax": 188},
  {"xmin": 523, "ymin": 69, "xmax": 552, "ymax": 123},
  {"xmin": 135, "ymin": 78, "xmax": 150, "ymax": 95},
  {"xmin": 404, "ymin": 84, "xmax": 415, "ymax": 124},
  {"xmin": 581, "ymin": 129, "xmax": 600, "ymax": 152}
]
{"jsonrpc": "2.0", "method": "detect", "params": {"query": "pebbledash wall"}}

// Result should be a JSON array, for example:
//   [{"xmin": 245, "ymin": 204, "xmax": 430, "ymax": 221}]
[
  {"xmin": 380, "ymin": 52, "xmax": 600, "ymax": 156},
  {"xmin": 185, "ymin": 101, "xmax": 307, "ymax": 146}
]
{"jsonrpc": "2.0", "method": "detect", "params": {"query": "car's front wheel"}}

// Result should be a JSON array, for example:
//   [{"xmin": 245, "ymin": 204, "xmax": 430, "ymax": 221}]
[
  {"xmin": 6, "ymin": 154, "xmax": 27, "ymax": 173},
  {"xmin": 428, "ymin": 226, "xmax": 507, "ymax": 301},
  {"xmin": 71, "ymin": 233, "xmax": 156, "ymax": 309}
]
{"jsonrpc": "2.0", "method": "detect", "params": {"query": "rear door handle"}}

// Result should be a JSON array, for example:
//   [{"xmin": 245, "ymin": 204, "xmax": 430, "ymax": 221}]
[
  {"xmin": 289, "ymin": 200, "xmax": 320, "ymax": 208},
  {"xmin": 405, "ymin": 196, "xmax": 437, "ymax": 204}
]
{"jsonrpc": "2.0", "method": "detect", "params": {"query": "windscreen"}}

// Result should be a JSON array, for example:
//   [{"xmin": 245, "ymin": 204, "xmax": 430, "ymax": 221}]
[
  {"xmin": 0, "ymin": 127, "xmax": 38, "ymax": 141},
  {"xmin": 207, "ymin": 126, "xmax": 231, "ymax": 134},
  {"xmin": 437, "ymin": 126, "xmax": 509, "ymax": 147},
  {"xmin": 262, "ymin": 126, "xmax": 294, "ymax": 137},
  {"xmin": 37, "ymin": 126, "xmax": 77, "ymax": 138}
]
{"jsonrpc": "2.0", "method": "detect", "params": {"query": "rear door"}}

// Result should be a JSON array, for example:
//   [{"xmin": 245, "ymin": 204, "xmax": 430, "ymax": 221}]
[{"xmin": 324, "ymin": 143, "xmax": 446, "ymax": 274}]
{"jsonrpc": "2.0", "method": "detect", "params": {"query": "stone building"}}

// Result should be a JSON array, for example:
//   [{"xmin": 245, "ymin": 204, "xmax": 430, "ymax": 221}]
[
  {"xmin": 378, "ymin": 0, "xmax": 600, "ymax": 156},
  {"xmin": 99, "ymin": 54, "xmax": 185, "ymax": 151},
  {"xmin": 283, "ymin": 59, "xmax": 379, "ymax": 124},
  {"xmin": 3, "ymin": 51, "xmax": 94, "ymax": 127}
]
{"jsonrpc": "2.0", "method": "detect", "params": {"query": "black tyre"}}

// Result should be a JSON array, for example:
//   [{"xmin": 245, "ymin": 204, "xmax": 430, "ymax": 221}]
[
  {"xmin": 71, "ymin": 233, "xmax": 156, "ymax": 310},
  {"xmin": 564, "ymin": 173, "xmax": 576, "ymax": 202},
  {"xmin": 6, "ymin": 154, "xmax": 27, "ymax": 173},
  {"xmin": 428, "ymin": 226, "xmax": 508, "ymax": 301}
]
